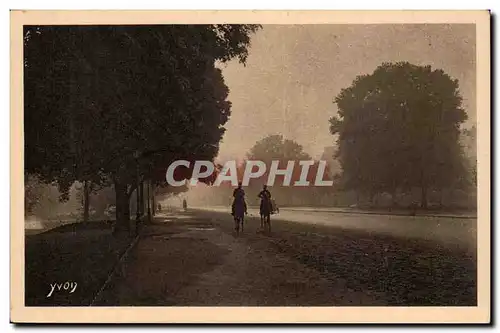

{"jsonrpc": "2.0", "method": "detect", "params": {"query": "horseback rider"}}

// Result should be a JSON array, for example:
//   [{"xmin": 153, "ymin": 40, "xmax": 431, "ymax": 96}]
[
  {"xmin": 258, "ymin": 184, "xmax": 272, "ymax": 222},
  {"xmin": 232, "ymin": 181, "xmax": 247, "ymax": 216}
]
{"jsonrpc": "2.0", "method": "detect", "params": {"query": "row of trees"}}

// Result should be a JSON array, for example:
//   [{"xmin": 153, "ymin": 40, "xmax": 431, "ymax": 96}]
[
  {"xmin": 203, "ymin": 63, "xmax": 475, "ymax": 210},
  {"xmin": 25, "ymin": 175, "xmax": 116, "ymax": 220},
  {"xmin": 25, "ymin": 27, "xmax": 475, "ymax": 218},
  {"xmin": 24, "ymin": 25, "xmax": 260, "ymax": 231},
  {"xmin": 186, "ymin": 114, "xmax": 475, "ymax": 209}
]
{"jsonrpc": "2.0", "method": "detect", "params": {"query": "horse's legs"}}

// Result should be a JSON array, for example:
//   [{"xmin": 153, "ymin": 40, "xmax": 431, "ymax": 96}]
[
  {"xmin": 262, "ymin": 214, "xmax": 270, "ymax": 233},
  {"xmin": 241, "ymin": 217, "xmax": 244, "ymax": 232}
]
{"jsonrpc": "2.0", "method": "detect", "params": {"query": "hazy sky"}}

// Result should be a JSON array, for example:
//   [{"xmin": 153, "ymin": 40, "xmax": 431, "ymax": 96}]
[{"xmin": 216, "ymin": 24, "xmax": 476, "ymax": 161}]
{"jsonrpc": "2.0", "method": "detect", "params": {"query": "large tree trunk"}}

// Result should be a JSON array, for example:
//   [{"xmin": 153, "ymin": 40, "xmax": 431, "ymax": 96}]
[
  {"xmin": 83, "ymin": 180, "xmax": 90, "ymax": 223},
  {"xmin": 114, "ymin": 180, "xmax": 131, "ymax": 234},
  {"xmin": 420, "ymin": 186, "xmax": 428, "ymax": 209},
  {"xmin": 146, "ymin": 181, "xmax": 151, "ymax": 223},
  {"xmin": 136, "ymin": 182, "xmax": 140, "ymax": 216},
  {"xmin": 141, "ymin": 181, "xmax": 146, "ymax": 216},
  {"xmin": 152, "ymin": 184, "xmax": 156, "ymax": 216}
]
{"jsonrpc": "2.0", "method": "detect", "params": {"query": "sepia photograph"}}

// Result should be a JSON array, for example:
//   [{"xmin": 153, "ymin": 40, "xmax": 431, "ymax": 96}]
[{"xmin": 10, "ymin": 10, "xmax": 490, "ymax": 323}]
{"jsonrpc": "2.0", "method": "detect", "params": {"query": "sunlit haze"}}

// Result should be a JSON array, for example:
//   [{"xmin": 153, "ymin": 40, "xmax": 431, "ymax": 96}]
[{"xmin": 217, "ymin": 24, "xmax": 476, "ymax": 161}]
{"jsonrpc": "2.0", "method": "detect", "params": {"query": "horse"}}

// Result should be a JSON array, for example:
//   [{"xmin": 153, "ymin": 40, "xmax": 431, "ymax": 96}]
[
  {"xmin": 259, "ymin": 197, "xmax": 272, "ymax": 233},
  {"xmin": 233, "ymin": 198, "xmax": 246, "ymax": 235}
]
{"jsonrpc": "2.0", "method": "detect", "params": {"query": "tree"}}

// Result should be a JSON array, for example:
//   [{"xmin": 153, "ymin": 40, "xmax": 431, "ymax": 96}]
[
  {"xmin": 246, "ymin": 134, "xmax": 312, "ymax": 187},
  {"xmin": 89, "ymin": 185, "xmax": 116, "ymax": 217},
  {"xmin": 24, "ymin": 174, "xmax": 44, "ymax": 216},
  {"xmin": 319, "ymin": 146, "xmax": 341, "ymax": 179},
  {"xmin": 462, "ymin": 125, "xmax": 477, "ymax": 187},
  {"xmin": 24, "ymin": 173, "xmax": 66, "ymax": 219},
  {"xmin": 248, "ymin": 134, "xmax": 312, "ymax": 164},
  {"xmin": 24, "ymin": 25, "xmax": 261, "ymax": 232},
  {"xmin": 245, "ymin": 134, "xmax": 331, "ymax": 206},
  {"xmin": 330, "ymin": 62, "xmax": 469, "ymax": 208},
  {"xmin": 74, "ymin": 179, "xmax": 113, "ymax": 222}
]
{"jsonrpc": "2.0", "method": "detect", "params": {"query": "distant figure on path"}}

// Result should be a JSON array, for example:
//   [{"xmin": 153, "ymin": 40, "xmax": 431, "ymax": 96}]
[
  {"xmin": 258, "ymin": 185, "xmax": 272, "ymax": 231},
  {"xmin": 182, "ymin": 198, "xmax": 188, "ymax": 211},
  {"xmin": 157, "ymin": 203, "xmax": 162, "ymax": 213}
]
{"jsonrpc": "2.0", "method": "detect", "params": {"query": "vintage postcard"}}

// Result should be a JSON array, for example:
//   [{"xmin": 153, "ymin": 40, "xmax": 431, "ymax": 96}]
[{"xmin": 11, "ymin": 10, "xmax": 490, "ymax": 324}]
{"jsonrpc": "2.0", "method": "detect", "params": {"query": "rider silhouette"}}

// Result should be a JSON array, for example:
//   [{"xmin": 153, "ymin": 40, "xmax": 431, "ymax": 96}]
[
  {"xmin": 232, "ymin": 182, "xmax": 247, "ymax": 216},
  {"xmin": 258, "ymin": 185, "xmax": 272, "ymax": 215}
]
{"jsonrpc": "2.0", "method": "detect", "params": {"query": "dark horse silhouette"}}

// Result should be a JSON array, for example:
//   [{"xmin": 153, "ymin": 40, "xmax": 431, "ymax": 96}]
[
  {"xmin": 258, "ymin": 185, "xmax": 272, "ymax": 232},
  {"xmin": 233, "ymin": 198, "xmax": 246, "ymax": 235},
  {"xmin": 232, "ymin": 183, "xmax": 247, "ymax": 235}
]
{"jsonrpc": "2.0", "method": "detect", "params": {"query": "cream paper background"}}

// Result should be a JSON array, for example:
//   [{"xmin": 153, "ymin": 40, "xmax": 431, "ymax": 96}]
[{"xmin": 10, "ymin": 10, "xmax": 490, "ymax": 323}]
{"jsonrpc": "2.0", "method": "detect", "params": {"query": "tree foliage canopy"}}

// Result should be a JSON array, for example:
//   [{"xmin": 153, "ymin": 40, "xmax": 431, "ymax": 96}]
[
  {"xmin": 24, "ymin": 24, "xmax": 260, "ymax": 224},
  {"xmin": 244, "ymin": 134, "xmax": 330, "ymax": 193},
  {"xmin": 247, "ymin": 134, "xmax": 312, "ymax": 164},
  {"xmin": 329, "ymin": 62, "xmax": 469, "ymax": 207}
]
